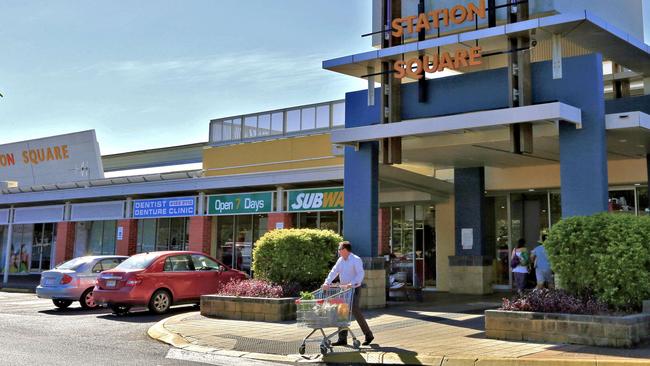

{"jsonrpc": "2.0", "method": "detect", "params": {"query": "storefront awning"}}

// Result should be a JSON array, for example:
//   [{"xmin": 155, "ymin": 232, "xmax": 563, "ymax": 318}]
[
  {"xmin": 606, "ymin": 111, "xmax": 650, "ymax": 159},
  {"xmin": 331, "ymin": 102, "xmax": 581, "ymax": 146}
]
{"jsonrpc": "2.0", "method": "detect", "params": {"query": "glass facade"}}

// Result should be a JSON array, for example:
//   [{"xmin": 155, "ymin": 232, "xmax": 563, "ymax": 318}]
[
  {"xmin": 137, "ymin": 217, "xmax": 189, "ymax": 253},
  {"xmin": 74, "ymin": 221, "xmax": 117, "ymax": 257},
  {"xmin": 210, "ymin": 100, "xmax": 345, "ymax": 144},
  {"xmin": 294, "ymin": 211, "xmax": 342, "ymax": 233},
  {"xmin": 387, "ymin": 205, "xmax": 435, "ymax": 288},
  {"xmin": 0, "ymin": 223, "xmax": 55, "ymax": 273},
  {"xmin": 215, "ymin": 214, "xmax": 268, "ymax": 274}
]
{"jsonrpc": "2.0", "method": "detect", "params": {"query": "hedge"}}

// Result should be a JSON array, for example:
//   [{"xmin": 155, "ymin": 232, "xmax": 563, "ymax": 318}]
[
  {"xmin": 252, "ymin": 229, "xmax": 341, "ymax": 289},
  {"xmin": 545, "ymin": 213, "xmax": 650, "ymax": 310}
]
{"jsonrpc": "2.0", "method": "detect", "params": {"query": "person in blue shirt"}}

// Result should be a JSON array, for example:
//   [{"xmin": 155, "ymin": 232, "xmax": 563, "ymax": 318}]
[
  {"xmin": 531, "ymin": 234, "xmax": 554, "ymax": 289},
  {"xmin": 323, "ymin": 241, "xmax": 374, "ymax": 346}
]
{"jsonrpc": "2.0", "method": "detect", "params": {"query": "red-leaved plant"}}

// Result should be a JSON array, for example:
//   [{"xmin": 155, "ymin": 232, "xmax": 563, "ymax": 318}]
[
  {"xmin": 216, "ymin": 279, "xmax": 283, "ymax": 298},
  {"xmin": 501, "ymin": 288, "xmax": 608, "ymax": 315}
]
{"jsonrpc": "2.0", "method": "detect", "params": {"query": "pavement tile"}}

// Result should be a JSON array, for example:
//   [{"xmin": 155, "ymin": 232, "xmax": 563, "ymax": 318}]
[{"xmin": 152, "ymin": 294, "xmax": 650, "ymax": 365}]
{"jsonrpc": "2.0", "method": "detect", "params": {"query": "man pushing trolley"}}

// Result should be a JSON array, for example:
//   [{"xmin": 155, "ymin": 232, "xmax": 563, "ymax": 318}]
[{"xmin": 295, "ymin": 241, "xmax": 374, "ymax": 355}]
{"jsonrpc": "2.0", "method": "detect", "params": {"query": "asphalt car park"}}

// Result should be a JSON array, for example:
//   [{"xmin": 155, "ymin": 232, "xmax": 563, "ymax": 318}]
[{"xmin": 0, "ymin": 292, "xmax": 207, "ymax": 366}]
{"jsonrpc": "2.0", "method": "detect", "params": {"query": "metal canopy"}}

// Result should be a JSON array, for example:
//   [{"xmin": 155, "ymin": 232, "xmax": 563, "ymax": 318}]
[
  {"xmin": 323, "ymin": 11, "xmax": 650, "ymax": 79},
  {"xmin": 331, "ymin": 102, "xmax": 581, "ymax": 145}
]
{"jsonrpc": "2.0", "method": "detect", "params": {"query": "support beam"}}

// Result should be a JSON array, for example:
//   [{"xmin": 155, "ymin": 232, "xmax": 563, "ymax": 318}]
[
  {"xmin": 552, "ymin": 34, "xmax": 563, "ymax": 80},
  {"xmin": 380, "ymin": 0, "xmax": 402, "ymax": 165},
  {"xmin": 2, "ymin": 208, "xmax": 13, "ymax": 285}
]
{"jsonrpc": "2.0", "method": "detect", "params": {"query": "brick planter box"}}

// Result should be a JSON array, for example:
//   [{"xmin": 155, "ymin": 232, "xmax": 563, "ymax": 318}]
[
  {"xmin": 200, "ymin": 294, "xmax": 297, "ymax": 322},
  {"xmin": 485, "ymin": 309, "xmax": 650, "ymax": 348}
]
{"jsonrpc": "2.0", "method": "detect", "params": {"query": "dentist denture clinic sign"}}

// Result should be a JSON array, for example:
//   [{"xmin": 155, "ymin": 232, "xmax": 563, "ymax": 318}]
[
  {"xmin": 392, "ymin": 0, "xmax": 486, "ymax": 79},
  {"xmin": 288, "ymin": 188, "xmax": 344, "ymax": 212},
  {"xmin": 133, "ymin": 197, "xmax": 196, "ymax": 218},
  {"xmin": 0, "ymin": 130, "xmax": 104, "ymax": 186},
  {"xmin": 207, "ymin": 193, "xmax": 273, "ymax": 215}
]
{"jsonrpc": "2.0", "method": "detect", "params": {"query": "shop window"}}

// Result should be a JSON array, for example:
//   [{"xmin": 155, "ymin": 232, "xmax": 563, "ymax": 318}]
[
  {"xmin": 319, "ymin": 211, "xmax": 339, "ymax": 232},
  {"xmin": 637, "ymin": 187, "xmax": 649, "ymax": 216},
  {"xmin": 298, "ymin": 212, "xmax": 318, "ymax": 229},
  {"xmin": 84, "ymin": 221, "xmax": 116, "ymax": 256},
  {"xmin": 137, "ymin": 218, "xmax": 188, "ymax": 253},
  {"xmin": 550, "ymin": 192, "xmax": 562, "ymax": 225},
  {"xmin": 608, "ymin": 189, "xmax": 636, "ymax": 214},
  {"xmin": 316, "ymin": 105, "xmax": 330, "ymax": 129}
]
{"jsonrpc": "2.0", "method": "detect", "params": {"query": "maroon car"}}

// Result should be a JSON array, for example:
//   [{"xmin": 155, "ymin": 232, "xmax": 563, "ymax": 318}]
[{"xmin": 93, "ymin": 251, "xmax": 247, "ymax": 315}]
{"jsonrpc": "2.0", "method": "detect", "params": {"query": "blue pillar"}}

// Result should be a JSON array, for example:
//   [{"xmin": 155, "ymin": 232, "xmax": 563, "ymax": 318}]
[
  {"xmin": 532, "ymin": 54, "xmax": 608, "ymax": 217},
  {"xmin": 343, "ymin": 89, "xmax": 381, "ymax": 257},
  {"xmin": 453, "ymin": 168, "xmax": 488, "ymax": 257}
]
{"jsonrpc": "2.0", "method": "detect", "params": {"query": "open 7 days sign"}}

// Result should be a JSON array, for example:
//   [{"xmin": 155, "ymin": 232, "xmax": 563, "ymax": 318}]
[
  {"xmin": 287, "ymin": 188, "xmax": 344, "ymax": 212},
  {"xmin": 207, "ymin": 192, "xmax": 273, "ymax": 215}
]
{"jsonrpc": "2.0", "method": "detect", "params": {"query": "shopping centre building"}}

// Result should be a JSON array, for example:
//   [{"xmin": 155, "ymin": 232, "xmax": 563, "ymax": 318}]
[{"xmin": 1, "ymin": 0, "xmax": 650, "ymax": 297}]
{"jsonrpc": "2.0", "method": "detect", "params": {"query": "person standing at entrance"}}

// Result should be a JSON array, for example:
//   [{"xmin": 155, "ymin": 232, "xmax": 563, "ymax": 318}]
[
  {"xmin": 323, "ymin": 241, "xmax": 374, "ymax": 346},
  {"xmin": 531, "ymin": 234, "xmax": 554, "ymax": 289},
  {"xmin": 512, "ymin": 239, "xmax": 530, "ymax": 293}
]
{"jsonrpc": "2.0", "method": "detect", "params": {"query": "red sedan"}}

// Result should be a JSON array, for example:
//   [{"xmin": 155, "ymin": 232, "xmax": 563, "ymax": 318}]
[{"xmin": 93, "ymin": 251, "xmax": 247, "ymax": 315}]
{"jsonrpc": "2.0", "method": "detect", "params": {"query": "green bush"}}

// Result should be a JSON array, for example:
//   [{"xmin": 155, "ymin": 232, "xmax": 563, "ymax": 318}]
[
  {"xmin": 545, "ymin": 213, "xmax": 650, "ymax": 310},
  {"xmin": 252, "ymin": 228, "xmax": 341, "ymax": 289}
]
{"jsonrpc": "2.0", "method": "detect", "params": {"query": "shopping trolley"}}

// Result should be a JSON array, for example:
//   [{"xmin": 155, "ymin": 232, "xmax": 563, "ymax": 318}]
[{"xmin": 295, "ymin": 285, "xmax": 360, "ymax": 355}]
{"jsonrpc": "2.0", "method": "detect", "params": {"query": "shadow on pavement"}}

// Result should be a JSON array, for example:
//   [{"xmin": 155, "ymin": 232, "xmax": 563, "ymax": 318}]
[
  {"xmin": 96, "ymin": 305, "xmax": 197, "ymax": 323},
  {"xmin": 38, "ymin": 306, "xmax": 112, "ymax": 316},
  {"xmin": 540, "ymin": 341, "xmax": 650, "ymax": 360}
]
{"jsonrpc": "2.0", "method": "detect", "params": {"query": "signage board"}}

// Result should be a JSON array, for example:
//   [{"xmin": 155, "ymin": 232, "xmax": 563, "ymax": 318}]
[
  {"xmin": 132, "ymin": 197, "xmax": 196, "ymax": 218},
  {"xmin": 0, "ymin": 130, "xmax": 104, "ymax": 186},
  {"xmin": 207, "ymin": 192, "xmax": 273, "ymax": 215},
  {"xmin": 287, "ymin": 187, "xmax": 344, "ymax": 212}
]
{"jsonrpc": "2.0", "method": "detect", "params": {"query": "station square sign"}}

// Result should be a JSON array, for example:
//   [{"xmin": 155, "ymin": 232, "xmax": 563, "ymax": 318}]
[{"xmin": 391, "ymin": 0, "xmax": 486, "ymax": 79}]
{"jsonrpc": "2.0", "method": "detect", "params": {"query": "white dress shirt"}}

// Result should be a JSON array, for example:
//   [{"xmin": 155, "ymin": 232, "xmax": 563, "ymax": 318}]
[{"xmin": 324, "ymin": 253, "xmax": 365, "ymax": 287}]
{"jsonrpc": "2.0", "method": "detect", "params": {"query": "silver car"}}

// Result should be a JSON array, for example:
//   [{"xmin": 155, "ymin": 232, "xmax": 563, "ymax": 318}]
[{"xmin": 37, "ymin": 255, "xmax": 128, "ymax": 309}]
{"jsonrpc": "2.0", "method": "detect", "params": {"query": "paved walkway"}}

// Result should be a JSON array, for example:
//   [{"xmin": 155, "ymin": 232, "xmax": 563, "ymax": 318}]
[{"xmin": 149, "ymin": 294, "xmax": 650, "ymax": 365}]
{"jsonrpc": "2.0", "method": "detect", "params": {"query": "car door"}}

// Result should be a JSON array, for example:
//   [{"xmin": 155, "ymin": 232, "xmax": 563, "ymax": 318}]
[
  {"xmin": 162, "ymin": 255, "xmax": 196, "ymax": 301},
  {"xmin": 190, "ymin": 254, "xmax": 226, "ymax": 296}
]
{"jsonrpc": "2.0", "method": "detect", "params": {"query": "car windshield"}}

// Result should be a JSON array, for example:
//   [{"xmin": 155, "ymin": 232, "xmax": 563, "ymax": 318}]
[
  {"xmin": 116, "ymin": 253, "xmax": 159, "ymax": 270},
  {"xmin": 56, "ymin": 257, "xmax": 92, "ymax": 270}
]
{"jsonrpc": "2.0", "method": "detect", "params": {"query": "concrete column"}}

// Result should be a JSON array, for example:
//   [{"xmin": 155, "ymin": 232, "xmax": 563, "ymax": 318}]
[
  {"xmin": 552, "ymin": 55, "xmax": 608, "ymax": 216},
  {"xmin": 275, "ymin": 186, "xmax": 284, "ymax": 212},
  {"xmin": 267, "ymin": 213, "xmax": 292, "ymax": 231},
  {"xmin": 188, "ymin": 216, "xmax": 212, "ymax": 254},
  {"xmin": 2, "ymin": 208, "xmax": 14, "ymax": 284},
  {"xmin": 53, "ymin": 222, "xmax": 76, "ymax": 266},
  {"xmin": 644, "ymin": 77, "xmax": 650, "ymax": 96},
  {"xmin": 115, "ymin": 219, "xmax": 138, "ymax": 256}
]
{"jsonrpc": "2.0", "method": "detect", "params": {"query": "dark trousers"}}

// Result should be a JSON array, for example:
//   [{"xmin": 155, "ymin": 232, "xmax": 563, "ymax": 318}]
[{"xmin": 338, "ymin": 287, "xmax": 372, "ymax": 340}]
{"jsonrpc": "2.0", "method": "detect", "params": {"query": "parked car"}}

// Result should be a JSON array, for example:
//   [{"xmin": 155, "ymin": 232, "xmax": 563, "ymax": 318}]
[
  {"xmin": 36, "ymin": 255, "xmax": 128, "ymax": 309},
  {"xmin": 93, "ymin": 251, "xmax": 247, "ymax": 315}
]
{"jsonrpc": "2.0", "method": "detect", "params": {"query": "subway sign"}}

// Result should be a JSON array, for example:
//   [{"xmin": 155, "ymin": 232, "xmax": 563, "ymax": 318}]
[
  {"xmin": 288, "ymin": 188, "xmax": 344, "ymax": 212},
  {"xmin": 207, "ymin": 192, "xmax": 273, "ymax": 215}
]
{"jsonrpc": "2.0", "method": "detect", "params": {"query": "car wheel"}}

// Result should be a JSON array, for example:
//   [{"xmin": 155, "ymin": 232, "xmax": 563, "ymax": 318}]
[
  {"xmin": 149, "ymin": 289, "xmax": 172, "ymax": 314},
  {"xmin": 52, "ymin": 299, "xmax": 73, "ymax": 309},
  {"xmin": 79, "ymin": 288, "xmax": 98, "ymax": 309},
  {"xmin": 110, "ymin": 305, "xmax": 131, "ymax": 316}
]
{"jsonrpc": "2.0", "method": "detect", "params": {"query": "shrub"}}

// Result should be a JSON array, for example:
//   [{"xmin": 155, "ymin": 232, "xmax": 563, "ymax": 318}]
[
  {"xmin": 501, "ymin": 289, "xmax": 608, "ymax": 315},
  {"xmin": 252, "ymin": 228, "xmax": 341, "ymax": 289},
  {"xmin": 545, "ymin": 213, "xmax": 650, "ymax": 310},
  {"xmin": 215, "ymin": 279, "xmax": 283, "ymax": 298}
]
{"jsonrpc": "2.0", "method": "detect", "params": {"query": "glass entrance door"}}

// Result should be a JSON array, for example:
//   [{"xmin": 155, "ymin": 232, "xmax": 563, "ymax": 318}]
[{"xmin": 31, "ymin": 223, "xmax": 54, "ymax": 272}]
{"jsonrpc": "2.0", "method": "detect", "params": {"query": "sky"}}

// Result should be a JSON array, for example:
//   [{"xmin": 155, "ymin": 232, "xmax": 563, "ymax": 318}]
[{"xmin": 0, "ymin": 1, "xmax": 371, "ymax": 155}]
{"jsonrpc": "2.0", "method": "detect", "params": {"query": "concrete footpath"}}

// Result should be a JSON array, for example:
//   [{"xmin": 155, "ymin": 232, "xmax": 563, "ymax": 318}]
[{"xmin": 149, "ymin": 294, "xmax": 650, "ymax": 365}]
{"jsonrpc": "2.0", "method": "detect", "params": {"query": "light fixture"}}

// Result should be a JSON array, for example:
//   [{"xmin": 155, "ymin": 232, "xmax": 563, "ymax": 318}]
[
  {"xmin": 635, "ymin": 183, "xmax": 641, "ymax": 186},
  {"xmin": 619, "ymin": 139, "xmax": 628, "ymax": 143},
  {"xmin": 528, "ymin": 189, "xmax": 535, "ymax": 192}
]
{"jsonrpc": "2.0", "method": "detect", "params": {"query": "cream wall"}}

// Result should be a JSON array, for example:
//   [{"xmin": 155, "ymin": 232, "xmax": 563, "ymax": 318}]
[
  {"xmin": 485, "ymin": 158, "xmax": 648, "ymax": 191},
  {"xmin": 434, "ymin": 195, "xmax": 455, "ymax": 292}
]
